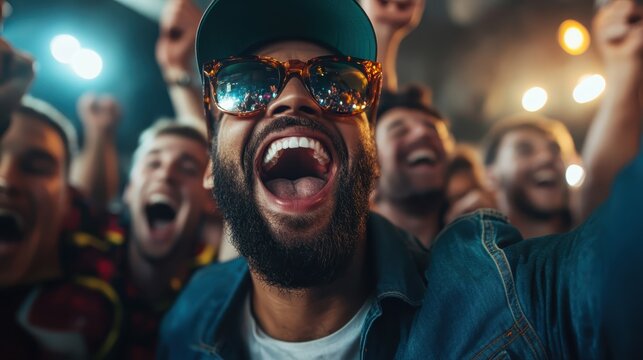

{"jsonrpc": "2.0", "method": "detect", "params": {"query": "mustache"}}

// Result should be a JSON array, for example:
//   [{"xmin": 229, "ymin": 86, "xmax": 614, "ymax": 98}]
[{"xmin": 243, "ymin": 116, "xmax": 347, "ymax": 171}]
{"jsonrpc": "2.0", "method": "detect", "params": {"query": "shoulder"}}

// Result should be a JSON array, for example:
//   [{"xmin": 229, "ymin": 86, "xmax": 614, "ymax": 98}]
[{"xmin": 160, "ymin": 258, "xmax": 249, "ymax": 357}]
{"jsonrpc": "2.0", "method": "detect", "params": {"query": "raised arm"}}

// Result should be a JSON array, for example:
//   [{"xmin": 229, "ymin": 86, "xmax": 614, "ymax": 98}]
[
  {"xmin": 0, "ymin": 38, "xmax": 34, "ymax": 137},
  {"xmin": 156, "ymin": 0, "xmax": 206, "ymax": 134},
  {"xmin": 71, "ymin": 93, "xmax": 120, "ymax": 212},
  {"xmin": 578, "ymin": 0, "xmax": 642, "ymax": 220},
  {"xmin": 361, "ymin": 0, "xmax": 425, "ymax": 92}
]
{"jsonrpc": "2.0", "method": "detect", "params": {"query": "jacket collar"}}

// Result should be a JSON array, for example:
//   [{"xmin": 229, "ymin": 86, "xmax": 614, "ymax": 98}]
[{"xmin": 366, "ymin": 212, "xmax": 428, "ymax": 307}]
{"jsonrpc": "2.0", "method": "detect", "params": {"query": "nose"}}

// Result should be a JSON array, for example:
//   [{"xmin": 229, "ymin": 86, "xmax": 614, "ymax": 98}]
[
  {"xmin": 0, "ymin": 158, "xmax": 19, "ymax": 197},
  {"xmin": 154, "ymin": 161, "xmax": 179, "ymax": 185},
  {"xmin": 534, "ymin": 146, "xmax": 560, "ymax": 167},
  {"xmin": 265, "ymin": 78, "xmax": 322, "ymax": 118}
]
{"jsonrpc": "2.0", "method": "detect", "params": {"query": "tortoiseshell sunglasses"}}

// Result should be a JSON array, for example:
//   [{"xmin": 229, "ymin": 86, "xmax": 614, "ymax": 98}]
[{"xmin": 202, "ymin": 55, "xmax": 382, "ymax": 118}]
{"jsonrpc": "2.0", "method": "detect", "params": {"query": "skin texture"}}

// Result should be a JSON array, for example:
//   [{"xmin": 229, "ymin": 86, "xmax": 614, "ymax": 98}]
[
  {"xmin": 362, "ymin": 0, "xmax": 425, "ymax": 91},
  {"xmin": 488, "ymin": 128, "xmax": 570, "ymax": 238},
  {"xmin": 123, "ymin": 133, "xmax": 210, "ymax": 302},
  {"xmin": 71, "ymin": 93, "xmax": 120, "ymax": 213},
  {"xmin": 374, "ymin": 107, "xmax": 452, "ymax": 246},
  {"xmin": 156, "ymin": 0, "xmax": 206, "ymax": 133},
  {"xmin": 0, "ymin": 113, "xmax": 68, "ymax": 286},
  {"xmin": 580, "ymin": 0, "xmax": 643, "ymax": 220},
  {"xmin": 207, "ymin": 41, "xmax": 375, "ymax": 342},
  {"xmin": 0, "ymin": 38, "xmax": 34, "ymax": 138},
  {"xmin": 124, "ymin": 134, "xmax": 209, "ymax": 261}
]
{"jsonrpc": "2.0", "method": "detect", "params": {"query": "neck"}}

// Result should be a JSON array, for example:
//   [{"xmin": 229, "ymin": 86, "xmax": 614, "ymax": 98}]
[
  {"xmin": 375, "ymin": 196, "xmax": 444, "ymax": 248},
  {"xmin": 127, "ymin": 233, "xmax": 193, "ymax": 303},
  {"xmin": 249, "ymin": 235, "xmax": 370, "ymax": 342}
]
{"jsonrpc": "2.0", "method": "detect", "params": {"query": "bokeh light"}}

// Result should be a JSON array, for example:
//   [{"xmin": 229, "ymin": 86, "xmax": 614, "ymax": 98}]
[
  {"xmin": 566, "ymin": 164, "xmax": 586, "ymax": 188},
  {"xmin": 573, "ymin": 74, "xmax": 606, "ymax": 104},
  {"xmin": 50, "ymin": 34, "xmax": 81, "ymax": 64},
  {"xmin": 559, "ymin": 20, "xmax": 590, "ymax": 56},
  {"xmin": 70, "ymin": 49, "xmax": 103, "ymax": 80},
  {"xmin": 522, "ymin": 87, "xmax": 548, "ymax": 112}
]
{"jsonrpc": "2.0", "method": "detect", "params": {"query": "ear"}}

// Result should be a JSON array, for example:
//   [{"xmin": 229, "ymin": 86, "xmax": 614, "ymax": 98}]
[{"xmin": 203, "ymin": 160, "xmax": 214, "ymax": 190}]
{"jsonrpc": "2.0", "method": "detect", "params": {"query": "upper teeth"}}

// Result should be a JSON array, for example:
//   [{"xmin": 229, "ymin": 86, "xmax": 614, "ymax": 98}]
[
  {"xmin": 0, "ymin": 208, "xmax": 24, "ymax": 230},
  {"xmin": 263, "ymin": 136, "xmax": 330, "ymax": 168},
  {"xmin": 533, "ymin": 169, "xmax": 557, "ymax": 183},
  {"xmin": 148, "ymin": 193, "xmax": 176, "ymax": 208},
  {"xmin": 407, "ymin": 149, "xmax": 437, "ymax": 164}
]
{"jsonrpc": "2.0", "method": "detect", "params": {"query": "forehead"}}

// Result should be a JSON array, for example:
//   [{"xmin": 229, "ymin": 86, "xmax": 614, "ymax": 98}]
[
  {"xmin": 500, "ymin": 127, "xmax": 557, "ymax": 148},
  {"xmin": 253, "ymin": 41, "xmax": 334, "ymax": 61},
  {"xmin": 137, "ymin": 134, "xmax": 208, "ymax": 163},
  {"xmin": 376, "ymin": 108, "xmax": 444, "ymax": 131},
  {"xmin": 3, "ymin": 113, "xmax": 66, "ymax": 159}
]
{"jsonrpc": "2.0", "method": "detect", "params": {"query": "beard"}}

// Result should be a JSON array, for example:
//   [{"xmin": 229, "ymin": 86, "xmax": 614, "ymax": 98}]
[
  {"xmin": 377, "ymin": 173, "xmax": 447, "ymax": 216},
  {"xmin": 211, "ymin": 117, "xmax": 377, "ymax": 289},
  {"xmin": 507, "ymin": 183, "xmax": 569, "ymax": 221}
]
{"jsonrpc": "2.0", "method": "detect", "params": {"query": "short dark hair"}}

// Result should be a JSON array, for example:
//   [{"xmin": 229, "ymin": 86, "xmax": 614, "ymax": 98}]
[
  {"xmin": 15, "ymin": 96, "xmax": 78, "ymax": 173},
  {"xmin": 483, "ymin": 114, "xmax": 576, "ymax": 166},
  {"xmin": 376, "ymin": 84, "xmax": 446, "ymax": 126}
]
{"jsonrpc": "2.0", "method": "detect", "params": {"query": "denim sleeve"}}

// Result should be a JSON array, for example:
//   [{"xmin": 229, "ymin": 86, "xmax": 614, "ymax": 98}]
[
  {"xmin": 504, "ymin": 213, "xmax": 601, "ymax": 359},
  {"xmin": 600, "ymin": 142, "xmax": 643, "ymax": 357}
]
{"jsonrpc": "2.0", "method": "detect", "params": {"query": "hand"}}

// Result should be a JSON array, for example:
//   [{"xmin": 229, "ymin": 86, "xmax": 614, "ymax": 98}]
[
  {"xmin": 593, "ymin": 0, "xmax": 643, "ymax": 71},
  {"xmin": 361, "ymin": 0, "xmax": 425, "ymax": 36},
  {"xmin": 444, "ymin": 189, "xmax": 497, "ymax": 225},
  {"xmin": 77, "ymin": 93, "xmax": 121, "ymax": 137},
  {"xmin": 155, "ymin": 0, "xmax": 202, "ymax": 73},
  {"xmin": 0, "ymin": 38, "xmax": 35, "ymax": 136}
]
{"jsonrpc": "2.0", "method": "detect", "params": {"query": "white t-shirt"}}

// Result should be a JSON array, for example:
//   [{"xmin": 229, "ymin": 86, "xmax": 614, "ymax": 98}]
[{"xmin": 241, "ymin": 295, "xmax": 374, "ymax": 360}]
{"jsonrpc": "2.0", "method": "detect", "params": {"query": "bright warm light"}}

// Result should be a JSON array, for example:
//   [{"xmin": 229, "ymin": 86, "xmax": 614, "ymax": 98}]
[
  {"xmin": 566, "ymin": 164, "xmax": 586, "ymax": 188},
  {"xmin": 70, "ymin": 49, "xmax": 103, "ymax": 80},
  {"xmin": 559, "ymin": 20, "xmax": 590, "ymax": 56},
  {"xmin": 522, "ymin": 87, "xmax": 548, "ymax": 112},
  {"xmin": 50, "ymin": 34, "xmax": 81, "ymax": 64},
  {"xmin": 573, "ymin": 74, "xmax": 606, "ymax": 104}
]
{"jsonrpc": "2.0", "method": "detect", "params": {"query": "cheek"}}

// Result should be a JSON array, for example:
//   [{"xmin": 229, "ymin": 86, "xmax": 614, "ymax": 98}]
[
  {"xmin": 217, "ymin": 117, "xmax": 255, "ymax": 161},
  {"xmin": 340, "ymin": 117, "xmax": 373, "ymax": 157}
]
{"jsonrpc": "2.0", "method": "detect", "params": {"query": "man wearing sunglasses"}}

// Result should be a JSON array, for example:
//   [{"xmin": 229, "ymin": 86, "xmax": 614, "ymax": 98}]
[{"xmin": 161, "ymin": 0, "xmax": 643, "ymax": 358}]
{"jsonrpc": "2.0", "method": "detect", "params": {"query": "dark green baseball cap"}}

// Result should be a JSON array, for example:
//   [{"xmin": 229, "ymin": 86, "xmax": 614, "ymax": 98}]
[{"xmin": 195, "ymin": 0, "xmax": 377, "ymax": 69}]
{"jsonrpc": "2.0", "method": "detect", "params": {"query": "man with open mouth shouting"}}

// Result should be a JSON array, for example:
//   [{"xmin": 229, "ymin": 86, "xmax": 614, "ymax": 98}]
[
  {"xmin": 0, "ymin": 98, "xmax": 118, "ymax": 358},
  {"xmin": 161, "ymin": 0, "xmax": 643, "ymax": 358}
]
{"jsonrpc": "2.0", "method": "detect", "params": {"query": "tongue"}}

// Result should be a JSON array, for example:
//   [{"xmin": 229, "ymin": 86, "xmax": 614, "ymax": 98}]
[{"xmin": 265, "ymin": 177, "xmax": 326, "ymax": 199}]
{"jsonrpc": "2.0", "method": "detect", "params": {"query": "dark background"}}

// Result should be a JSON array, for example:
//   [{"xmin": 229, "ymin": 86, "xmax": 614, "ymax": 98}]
[{"xmin": 6, "ymin": 0, "xmax": 598, "ymax": 172}]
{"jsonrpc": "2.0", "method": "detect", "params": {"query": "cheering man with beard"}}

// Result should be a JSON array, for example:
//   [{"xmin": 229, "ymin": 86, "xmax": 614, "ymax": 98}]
[
  {"xmin": 483, "ymin": 115, "xmax": 577, "ymax": 239},
  {"xmin": 161, "ymin": 0, "xmax": 643, "ymax": 358},
  {"xmin": 373, "ymin": 85, "xmax": 455, "ymax": 247}
]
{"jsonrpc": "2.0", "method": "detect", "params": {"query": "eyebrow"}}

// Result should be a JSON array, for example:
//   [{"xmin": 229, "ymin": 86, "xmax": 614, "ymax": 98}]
[
  {"xmin": 178, "ymin": 153, "xmax": 205, "ymax": 166},
  {"xmin": 25, "ymin": 148, "xmax": 59, "ymax": 166},
  {"xmin": 385, "ymin": 118, "xmax": 406, "ymax": 132},
  {"xmin": 144, "ymin": 150, "xmax": 205, "ymax": 165}
]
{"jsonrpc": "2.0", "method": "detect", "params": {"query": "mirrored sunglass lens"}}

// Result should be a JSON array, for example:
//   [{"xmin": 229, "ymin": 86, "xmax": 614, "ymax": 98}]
[
  {"xmin": 308, "ymin": 62, "xmax": 370, "ymax": 114},
  {"xmin": 215, "ymin": 61, "xmax": 280, "ymax": 113}
]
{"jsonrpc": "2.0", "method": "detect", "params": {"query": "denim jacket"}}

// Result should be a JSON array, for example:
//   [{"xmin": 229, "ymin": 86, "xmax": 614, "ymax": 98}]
[{"xmin": 160, "ymin": 147, "xmax": 643, "ymax": 359}]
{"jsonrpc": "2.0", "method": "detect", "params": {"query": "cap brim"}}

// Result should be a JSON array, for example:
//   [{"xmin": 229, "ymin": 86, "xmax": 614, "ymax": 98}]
[{"xmin": 196, "ymin": 0, "xmax": 377, "ymax": 68}]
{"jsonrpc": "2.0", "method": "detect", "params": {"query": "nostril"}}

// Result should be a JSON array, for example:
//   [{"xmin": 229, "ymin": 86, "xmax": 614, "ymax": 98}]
[
  {"xmin": 299, "ymin": 106, "xmax": 318, "ymax": 115},
  {"xmin": 272, "ymin": 105, "xmax": 290, "ymax": 116}
]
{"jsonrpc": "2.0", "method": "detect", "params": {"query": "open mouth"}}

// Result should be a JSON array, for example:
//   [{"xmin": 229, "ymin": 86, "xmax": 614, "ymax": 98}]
[
  {"xmin": 259, "ymin": 136, "xmax": 334, "ymax": 201},
  {"xmin": 406, "ymin": 148, "xmax": 439, "ymax": 167},
  {"xmin": 531, "ymin": 169, "xmax": 562, "ymax": 188},
  {"xmin": 144, "ymin": 194, "xmax": 178, "ymax": 232},
  {"xmin": 0, "ymin": 209, "xmax": 25, "ymax": 243}
]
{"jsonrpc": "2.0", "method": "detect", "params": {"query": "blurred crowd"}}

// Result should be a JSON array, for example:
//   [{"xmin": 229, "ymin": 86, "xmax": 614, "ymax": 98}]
[{"xmin": 0, "ymin": 0, "xmax": 641, "ymax": 358}]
